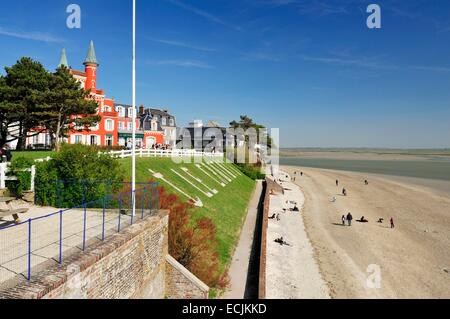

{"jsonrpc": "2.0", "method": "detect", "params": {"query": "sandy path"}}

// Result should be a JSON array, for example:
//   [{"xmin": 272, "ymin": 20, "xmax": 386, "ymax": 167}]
[
  {"xmin": 265, "ymin": 172, "xmax": 330, "ymax": 299},
  {"xmin": 282, "ymin": 166, "xmax": 450, "ymax": 299}
]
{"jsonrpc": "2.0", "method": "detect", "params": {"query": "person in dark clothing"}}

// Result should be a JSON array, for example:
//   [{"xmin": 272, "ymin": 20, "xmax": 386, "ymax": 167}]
[
  {"xmin": 1, "ymin": 145, "xmax": 11, "ymax": 163},
  {"xmin": 358, "ymin": 216, "xmax": 369, "ymax": 223},
  {"xmin": 346, "ymin": 212, "xmax": 353, "ymax": 226},
  {"xmin": 4, "ymin": 145, "xmax": 12, "ymax": 162},
  {"xmin": 365, "ymin": 180, "xmax": 369, "ymax": 185},
  {"xmin": 342, "ymin": 188, "xmax": 347, "ymax": 196},
  {"xmin": 390, "ymin": 218, "xmax": 395, "ymax": 229},
  {"xmin": 336, "ymin": 180, "xmax": 339, "ymax": 187},
  {"xmin": 0, "ymin": 147, "xmax": 5, "ymax": 163}
]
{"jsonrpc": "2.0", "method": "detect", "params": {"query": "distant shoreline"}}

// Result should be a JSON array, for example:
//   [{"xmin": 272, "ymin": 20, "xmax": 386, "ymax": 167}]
[
  {"xmin": 279, "ymin": 149, "xmax": 450, "ymax": 162},
  {"xmin": 279, "ymin": 156, "xmax": 450, "ymax": 184},
  {"xmin": 281, "ymin": 148, "xmax": 450, "ymax": 156}
]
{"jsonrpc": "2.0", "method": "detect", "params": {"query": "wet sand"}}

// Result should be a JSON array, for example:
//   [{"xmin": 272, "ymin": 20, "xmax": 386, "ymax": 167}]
[{"xmin": 282, "ymin": 166, "xmax": 450, "ymax": 299}]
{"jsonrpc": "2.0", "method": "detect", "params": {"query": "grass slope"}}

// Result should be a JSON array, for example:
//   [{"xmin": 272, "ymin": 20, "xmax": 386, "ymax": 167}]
[
  {"xmin": 120, "ymin": 157, "xmax": 256, "ymax": 271},
  {"xmin": 11, "ymin": 151, "xmax": 55, "ymax": 161}
]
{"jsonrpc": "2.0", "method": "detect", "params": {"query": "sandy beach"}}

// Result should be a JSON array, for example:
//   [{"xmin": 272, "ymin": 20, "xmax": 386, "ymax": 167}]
[
  {"xmin": 282, "ymin": 165, "xmax": 450, "ymax": 299},
  {"xmin": 265, "ymin": 172, "xmax": 330, "ymax": 299}
]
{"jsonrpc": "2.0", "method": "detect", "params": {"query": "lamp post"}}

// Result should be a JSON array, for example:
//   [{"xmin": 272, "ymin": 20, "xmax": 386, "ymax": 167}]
[{"xmin": 131, "ymin": 0, "xmax": 136, "ymax": 216}]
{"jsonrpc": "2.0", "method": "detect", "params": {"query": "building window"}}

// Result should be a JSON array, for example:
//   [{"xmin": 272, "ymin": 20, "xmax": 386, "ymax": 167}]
[
  {"xmin": 169, "ymin": 118, "xmax": 174, "ymax": 126},
  {"xmin": 33, "ymin": 135, "xmax": 39, "ymax": 145},
  {"xmin": 105, "ymin": 120, "xmax": 114, "ymax": 131},
  {"xmin": 90, "ymin": 136, "xmax": 98, "ymax": 146},
  {"xmin": 151, "ymin": 121, "xmax": 157, "ymax": 131},
  {"xmin": 75, "ymin": 135, "xmax": 83, "ymax": 144},
  {"xmin": 128, "ymin": 122, "xmax": 133, "ymax": 131},
  {"xmin": 104, "ymin": 106, "xmax": 111, "ymax": 113},
  {"xmin": 106, "ymin": 136, "xmax": 113, "ymax": 147},
  {"xmin": 162, "ymin": 117, "xmax": 167, "ymax": 126},
  {"xmin": 118, "ymin": 122, "xmax": 124, "ymax": 130},
  {"xmin": 117, "ymin": 106, "xmax": 125, "ymax": 117}
]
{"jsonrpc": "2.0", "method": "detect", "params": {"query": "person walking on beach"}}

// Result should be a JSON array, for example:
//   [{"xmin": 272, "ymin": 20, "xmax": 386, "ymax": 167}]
[
  {"xmin": 342, "ymin": 188, "xmax": 347, "ymax": 196},
  {"xmin": 342, "ymin": 215, "xmax": 346, "ymax": 226},
  {"xmin": 336, "ymin": 180, "xmax": 339, "ymax": 187},
  {"xmin": 390, "ymin": 218, "xmax": 395, "ymax": 229},
  {"xmin": 346, "ymin": 213, "xmax": 353, "ymax": 226}
]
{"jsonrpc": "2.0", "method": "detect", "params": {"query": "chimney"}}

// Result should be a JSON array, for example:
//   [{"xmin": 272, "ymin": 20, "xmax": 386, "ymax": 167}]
[{"xmin": 139, "ymin": 104, "xmax": 145, "ymax": 115}]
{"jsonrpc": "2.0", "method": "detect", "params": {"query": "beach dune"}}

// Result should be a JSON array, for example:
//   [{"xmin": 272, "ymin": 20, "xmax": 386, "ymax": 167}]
[{"xmin": 283, "ymin": 166, "xmax": 450, "ymax": 299}]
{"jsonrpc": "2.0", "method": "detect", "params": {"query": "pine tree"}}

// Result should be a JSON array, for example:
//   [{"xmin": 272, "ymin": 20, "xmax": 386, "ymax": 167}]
[
  {"xmin": 1, "ymin": 57, "xmax": 51, "ymax": 150},
  {"xmin": 41, "ymin": 66, "xmax": 100, "ymax": 151}
]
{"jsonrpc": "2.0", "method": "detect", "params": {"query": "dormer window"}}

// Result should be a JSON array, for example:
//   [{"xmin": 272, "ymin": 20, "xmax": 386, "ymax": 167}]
[
  {"xmin": 151, "ymin": 120, "xmax": 158, "ymax": 131},
  {"xmin": 117, "ymin": 106, "xmax": 125, "ymax": 117},
  {"xmin": 162, "ymin": 117, "xmax": 167, "ymax": 126}
]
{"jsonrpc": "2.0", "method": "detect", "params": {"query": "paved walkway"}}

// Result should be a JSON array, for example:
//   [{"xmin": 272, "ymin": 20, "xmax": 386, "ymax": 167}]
[
  {"xmin": 0, "ymin": 200, "xmax": 143, "ymax": 286},
  {"xmin": 223, "ymin": 180, "xmax": 263, "ymax": 299}
]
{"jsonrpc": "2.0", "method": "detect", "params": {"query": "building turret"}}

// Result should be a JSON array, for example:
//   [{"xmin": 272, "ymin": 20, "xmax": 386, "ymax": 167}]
[
  {"xmin": 58, "ymin": 48, "xmax": 69, "ymax": 69},
  {"xmin": 83, "ymin": 40, "xmax": 99, "ymax": 93}
]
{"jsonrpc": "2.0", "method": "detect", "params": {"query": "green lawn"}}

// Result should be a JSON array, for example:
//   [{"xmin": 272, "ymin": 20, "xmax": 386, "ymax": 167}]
[
  {"xmin": 11, "ymin": 151, "xmax": 55, "ymax": 161},
  {"xmin": 120, "ymin": 157, "xmax": 256, "ymax": 271}
]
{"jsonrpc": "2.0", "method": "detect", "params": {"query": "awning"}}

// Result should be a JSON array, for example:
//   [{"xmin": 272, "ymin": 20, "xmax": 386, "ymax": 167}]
[{"xmin": 118, "ymin": 133, "xmax": 144, "ymax": 139}]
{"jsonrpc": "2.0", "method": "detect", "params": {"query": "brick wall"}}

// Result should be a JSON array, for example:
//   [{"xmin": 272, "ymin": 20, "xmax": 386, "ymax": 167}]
[
  {"xmin": 0, "ymin": 210, "xmax": 169, "ymax": 299},
  {"xmin": 165, "ymin": 255, "xmax": 209, "ymax": 299},
  {"xmin": 258, "ymin": 178, "xmax": 273, "ymax": 299}
]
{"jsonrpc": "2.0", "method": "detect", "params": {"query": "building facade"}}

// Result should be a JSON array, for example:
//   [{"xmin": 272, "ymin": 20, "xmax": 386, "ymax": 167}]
[{"xmin": 24, "ymin": 42, "xmax": 177, "ymax": 150}]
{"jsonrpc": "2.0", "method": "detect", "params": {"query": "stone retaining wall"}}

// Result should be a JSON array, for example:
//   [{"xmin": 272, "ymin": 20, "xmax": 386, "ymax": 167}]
[
  {"xmin": 0, "ymin": 211, "xmax": 170, "ymax": 299},
  {"xmin": 165, "ymin": 255, "xmax": 209, "ymax": 299}
]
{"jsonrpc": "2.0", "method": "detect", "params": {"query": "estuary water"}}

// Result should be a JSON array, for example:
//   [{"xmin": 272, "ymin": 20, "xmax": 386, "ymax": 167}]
[{"xmin": 280, "ymin": 157, "xmax": 450, "ymax": 182}]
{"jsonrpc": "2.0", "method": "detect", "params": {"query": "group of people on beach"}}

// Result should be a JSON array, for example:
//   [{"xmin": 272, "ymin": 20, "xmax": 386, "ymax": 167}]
[
  {"xmin": 335, "ymin": 178, "xmax": 395, "ymax": 229},
  {"xmin": 292, "ymin": 171, "xmax": 303, "ymax": 182}
]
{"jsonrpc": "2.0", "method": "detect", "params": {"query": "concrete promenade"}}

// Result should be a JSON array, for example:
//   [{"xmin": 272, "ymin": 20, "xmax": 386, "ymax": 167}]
[{"xmin": 223, "ymin": 180, "xmax": 263, "ymax": 299}]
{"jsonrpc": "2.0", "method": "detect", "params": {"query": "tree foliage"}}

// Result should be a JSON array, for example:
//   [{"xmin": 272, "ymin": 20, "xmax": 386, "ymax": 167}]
[
  {"xmin": 35, "ymin": 144, "xmax": 124, "ymax": 207},
  {"xmin": 0, "ymin": 58, "xmax": 50, "ymax": 149},
  {"xmin": 0, "ymin": 58, "xmax": 101, "ymax": 151},
  {"xmin": 157, "ymin": 186, "xmax": 223, "ymax": 288},
  {"xmin": 43, "ymin": 66, "xmax": 100, "ymax": 151}
]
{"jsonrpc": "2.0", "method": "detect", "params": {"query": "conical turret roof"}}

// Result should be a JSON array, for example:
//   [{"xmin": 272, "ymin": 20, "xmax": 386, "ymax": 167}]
[
  {"xmin": 58, "ymin": 48, "xmax": 69, "ymax": 68},
  {"xmin": 83, "ymin": 40, "xmax": 99, "ymax": 66}
]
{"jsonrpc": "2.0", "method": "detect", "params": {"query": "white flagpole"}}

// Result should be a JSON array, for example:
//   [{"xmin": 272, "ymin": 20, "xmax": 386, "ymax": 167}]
[{"xmin": 132, "ymin": 0, "xmax": 136, "ymax": 216}]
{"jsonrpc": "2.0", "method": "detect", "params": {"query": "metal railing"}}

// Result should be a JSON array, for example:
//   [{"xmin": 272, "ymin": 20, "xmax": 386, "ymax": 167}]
[{"xmin": 0, "ymin": 183, "xmax": 158, "ymax": 286}]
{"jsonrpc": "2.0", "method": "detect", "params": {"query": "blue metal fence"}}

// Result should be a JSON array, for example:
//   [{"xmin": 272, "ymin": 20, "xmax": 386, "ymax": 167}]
[{"xmin": 0, "ymin": 182, "xmax": 158, "ymax": 285}]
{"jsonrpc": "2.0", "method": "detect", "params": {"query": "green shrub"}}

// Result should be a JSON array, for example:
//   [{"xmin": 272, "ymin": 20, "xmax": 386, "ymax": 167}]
[
  {"xmin": 6, "ymin": 157, "xmax": 34, "ymax": 197},
  {"xmin": 35, "ymin": 144, "xmax": 125, "ymax": 208},
  {"xmin": 236, "ymin": 164, "xmax": 265, "ymax": 180}
]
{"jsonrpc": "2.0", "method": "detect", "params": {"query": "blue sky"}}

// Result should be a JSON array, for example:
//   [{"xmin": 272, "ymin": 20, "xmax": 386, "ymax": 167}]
[{"xmin": 1, "ymin": 0, "xmax": 450, "ymax": 148}]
